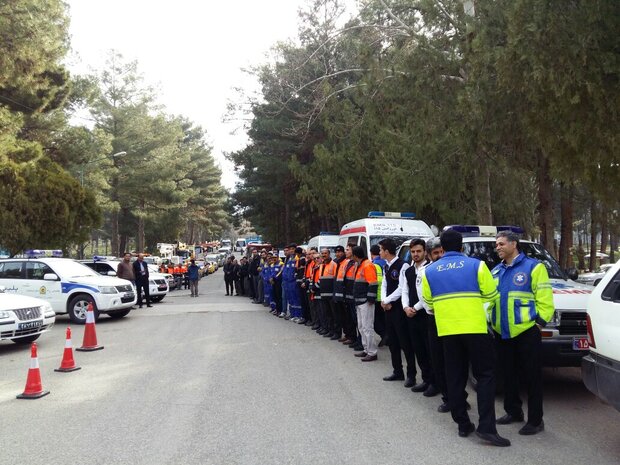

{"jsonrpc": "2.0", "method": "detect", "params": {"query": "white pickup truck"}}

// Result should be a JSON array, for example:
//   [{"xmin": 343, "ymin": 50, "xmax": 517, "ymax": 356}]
[{"xmin": 582, "ymin": 260, "xmax": 620, "ymax": 412}]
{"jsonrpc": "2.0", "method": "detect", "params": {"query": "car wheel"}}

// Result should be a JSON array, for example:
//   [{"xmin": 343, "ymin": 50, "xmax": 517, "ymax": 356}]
[
  {"xmin": 107, "ymin": 309, "xmax": 131, "ymax": 319},
  {"xmin": 150, "ymin": 295, "xmax": 164, "ymax": 303},
  {"xmin": 68, "ymin": 294, "xmax": 98, "ymax": 324},
  {"xmin": 12, "ymin": 334, "xmax": 40, "ymax": 345}
]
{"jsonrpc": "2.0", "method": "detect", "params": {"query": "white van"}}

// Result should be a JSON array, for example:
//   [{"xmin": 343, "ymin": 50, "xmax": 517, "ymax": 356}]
[
  {"xmin": 338, "ymin": 211, "xmax": 435, "ymax": 258},
  {"xmin": 0, "ymin": 253, "xmax": 136, "ymax": 324},
  {"xmin": 307, "ymin": 233, "xmax": 340, "ymax": 255},
  {"xmin": 582, "ymin": 259, "xmax": 620, "ymax": 411}
]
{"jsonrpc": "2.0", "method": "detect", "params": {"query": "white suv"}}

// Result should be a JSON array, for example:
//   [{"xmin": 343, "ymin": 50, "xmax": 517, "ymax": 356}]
[
  {"xmin": 0, "ymin": 257, "xmax": 136, "ymax": 324},
  {"xmin": 582, "ymin": 260, "xmax": 620, "ymax": 412},
  {"xmin": 0, "ymin": 287, "xmax": 56, "ymax": 344},
  {"xmin": 80, "ymin": 259, "xmax": 169, "ymax": 303}
]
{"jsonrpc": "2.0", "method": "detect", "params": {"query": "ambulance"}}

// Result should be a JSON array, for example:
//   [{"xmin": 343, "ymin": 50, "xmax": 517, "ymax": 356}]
[
  {"xmin": 307, "ymin": 232, "xmax": 340, "ymax": 255},
  {"xmin": 338, "ymin": 211, "xmax": 435, "ymax": 258}
]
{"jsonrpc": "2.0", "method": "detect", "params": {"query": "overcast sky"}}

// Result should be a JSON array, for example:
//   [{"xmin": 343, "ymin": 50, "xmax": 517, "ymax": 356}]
[{"xmin": 65, "ymin": 0, "xmax": 311, "ymax": 189}]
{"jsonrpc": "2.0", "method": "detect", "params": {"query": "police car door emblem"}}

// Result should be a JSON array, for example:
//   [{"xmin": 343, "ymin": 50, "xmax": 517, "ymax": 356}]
[{"xmin": 513, "ymin": 272, "xmax": 528, "ymax": 286}]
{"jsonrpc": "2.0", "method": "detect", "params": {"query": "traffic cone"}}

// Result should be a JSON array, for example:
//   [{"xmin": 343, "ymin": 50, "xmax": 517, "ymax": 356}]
[
  {"xmin": 76, "ymin": 302, "xmax": 104, "ymax": 352},
  {"xmin": 55, "ymin": 327, "xmax": 81, "ymax": 372},
  {"xmin": 16, "ymin": 343, "xmax": 50, "ymax": 399}
]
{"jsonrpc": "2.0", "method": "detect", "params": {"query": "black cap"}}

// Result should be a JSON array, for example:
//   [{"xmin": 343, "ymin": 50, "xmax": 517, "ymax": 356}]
[
  {"xmin": 334, "ymin": 245, "xmax": 345, "ymax": 253},
  {"xmin": 286, "ymin": 243, "xmax": 297, "ymax": 249}
]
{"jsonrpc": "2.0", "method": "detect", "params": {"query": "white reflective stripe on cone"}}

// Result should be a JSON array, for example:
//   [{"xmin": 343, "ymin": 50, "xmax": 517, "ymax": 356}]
[
  {"xmin": 30, "ymin": 357, "xmax": 39, "ymax": 369},
  {"xmin": 65, "ymin": 339, "xmax": 72, "ymax": 348},
  {"xmin": 86, "ymin": 310, "xmax": 95, "ymax": 324}
]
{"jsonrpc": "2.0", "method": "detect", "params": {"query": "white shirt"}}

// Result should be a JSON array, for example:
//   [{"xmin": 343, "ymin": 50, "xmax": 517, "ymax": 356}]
[
  {"xmin": 381, "ymin": 256, "xmax": 410, "ymax": 304},
  {"xmin": 401, "ymin": 261, "xmax": 430, "ymax": 311}
]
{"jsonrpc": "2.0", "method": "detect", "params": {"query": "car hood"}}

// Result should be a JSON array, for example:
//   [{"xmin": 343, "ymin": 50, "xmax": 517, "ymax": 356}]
[
  {"xmin": 551, "ymin": 279, "xmax": 594, "ymax": 310},
  {"xmin": 0, "ymin": 292, "xmax": 50, "ymax": 310}
]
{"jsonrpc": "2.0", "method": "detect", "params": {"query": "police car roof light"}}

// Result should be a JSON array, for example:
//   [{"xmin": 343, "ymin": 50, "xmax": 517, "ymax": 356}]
[
  {"xmin": 24, "ymin": 249, "xmax": 63, "ymax": 258},
  {"xmin": 367, "ymin": 211, "xmax": 416, "ymax": 219},
  {"xmin": 93, "ymin": 255, "xmax": 105, "ymax": 262},
  {"xmin": 442, "ymin": 225, "xmax": 486, "ymax": 237},
  {"xmin": 497, "ymin": 225, "xmax": 525, "ymax": 236}
]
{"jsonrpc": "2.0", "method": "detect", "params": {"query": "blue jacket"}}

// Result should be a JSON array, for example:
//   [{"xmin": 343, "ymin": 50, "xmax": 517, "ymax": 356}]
[
  {"xmin": 187, "ymin": 264, "xmax": 200, "ymax": 281},
  {"xmin": 490, "ymin": 252, "xmax": 554, "ymax": 339}
]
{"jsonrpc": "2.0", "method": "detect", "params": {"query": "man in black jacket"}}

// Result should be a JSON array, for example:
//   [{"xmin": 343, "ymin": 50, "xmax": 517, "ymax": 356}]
[
  {"xmin": 132, "ymin": 253, "xmax": 152, "ymax": 308},
  {"xmin": 248, "ymin": 249, "xmax": 261, "ymax": 301}
]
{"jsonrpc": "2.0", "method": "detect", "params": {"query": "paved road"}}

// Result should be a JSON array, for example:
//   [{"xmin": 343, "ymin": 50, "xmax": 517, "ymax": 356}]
[{"xmin": 0, "ymin": 270, "xmax": 618, "ymax": 465}]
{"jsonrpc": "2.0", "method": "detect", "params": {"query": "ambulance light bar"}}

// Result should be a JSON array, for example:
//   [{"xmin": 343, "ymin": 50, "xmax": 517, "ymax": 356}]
[
  {"xmin": 443, "ymin": 225, "xmax": 524, "ymax": 237},
  {"xmin": 319, "ymin": 231, "xmax": 338, "ymax": 236},
  {"xmin": 367, "ymin": 211, "xmax": 416, "ymax": 219}
]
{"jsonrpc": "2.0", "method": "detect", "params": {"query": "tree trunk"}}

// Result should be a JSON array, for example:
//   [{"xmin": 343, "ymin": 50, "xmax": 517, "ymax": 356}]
[
  {"xmin": 600, "ymin": 211, "xmax": 608, "ymax": 255},
  {"xmin": 589, "ymin": 199, "xmax": 598, "ymax": 272},
  {"xmin": 111, "ymin": 211, "xmax": 119, "ymax": 258},
  {"xmin": 610, "ymin": 228, "xmax": 618, "ymax": 263},
  {"xmin": 558, "ymin": 183, "xmax": 573, "ymax": 269},
  {"xmin": 137, "ymin": 200, "xmax": 145, "ymax": 252},
  {"xmin": 475, "ymin": 157, "xmax": 493, "ymax": 224},
  {"xmin": 284, "ymin": 198, "xmax": 291, "ymax": 244},
  {"xmin": 119, "ymin": 235, "xmax": 128, "ymax": 256},
  {"xmin": 537, "ymin": 156, "xmax": 555, "ymax": 256}
]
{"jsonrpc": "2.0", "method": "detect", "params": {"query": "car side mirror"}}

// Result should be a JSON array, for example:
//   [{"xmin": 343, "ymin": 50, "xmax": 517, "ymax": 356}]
[
  {"xmin": 565, "ymin": 268, "xmax": 578, "ymax": 281},
  {"xmin": 43, "ymin": 273, "xmax": 59, "ymax": 281},
  {"xmin": 107, "ymin": 271, "xmax": 117, "ymax": 276}
]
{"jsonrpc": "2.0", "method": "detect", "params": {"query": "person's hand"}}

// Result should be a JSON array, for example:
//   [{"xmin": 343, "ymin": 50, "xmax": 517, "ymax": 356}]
[
  {"xmin": 382, "ymin": 302, "xmax": 392, "ymax": 311},
  {"xmin": 404, "ymin": 307, "xmax": 416, "ymax": 318}
]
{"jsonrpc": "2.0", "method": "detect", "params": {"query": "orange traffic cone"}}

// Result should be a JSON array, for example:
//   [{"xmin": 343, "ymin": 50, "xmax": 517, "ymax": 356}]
[
  {"xmin": 55, "ymin": 327, "xmax": 81, "ymax": 372},
  {"xmin": 17, "ymin": 343, "xmax": 50, "ymax": 399},
  {"xmin": 76, "ymin": 302, "xmax": 104, "ymax": 352}
]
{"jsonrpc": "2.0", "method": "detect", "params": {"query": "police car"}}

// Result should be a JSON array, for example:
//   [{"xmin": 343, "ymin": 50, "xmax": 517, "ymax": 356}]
[
  {"xmin": 399, "ymin": 226, "xmax": 593, "ymax": 367},
  {"xmin": 0, "ymin": 286, "xmax": 56, "ymax": 344},
  {"xmin": 80, "ymin": 257, "xmax": 170, "ymax": 303},
  {"xmin": 339, "ymin": 211, "xmax": 436, "ymax": 258},
  {"xmin": 0, "ymin": 250, "xmax": 136, "ymax": 324}
]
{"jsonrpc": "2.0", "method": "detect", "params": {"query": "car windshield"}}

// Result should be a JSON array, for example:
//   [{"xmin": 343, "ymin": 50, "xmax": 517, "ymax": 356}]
[
  {"xmin": 462, "ymin": 241, "xmax": 566, "ymax": 279},
  {"xmin": 206, "ymin": 254, "xmax": 218, "ymax": 260},
  {"xmin": 50, "ymin": 260, "xmax": 100, "ymax": 278},
  {"xmin": 370, "ymin": 235, "xmax": 424, "ymax": 251}
]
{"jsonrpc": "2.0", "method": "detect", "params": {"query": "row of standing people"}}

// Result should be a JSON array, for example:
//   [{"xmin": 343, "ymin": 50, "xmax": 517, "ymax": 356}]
[{"xmin": 242, "ymin": 230, "xmax": 553, "ymax": 448}]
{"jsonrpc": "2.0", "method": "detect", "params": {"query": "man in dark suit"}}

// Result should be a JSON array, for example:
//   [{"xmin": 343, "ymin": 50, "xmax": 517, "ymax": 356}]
[{"xmin": 132, "ymin": 253, "xmax": 153, "ymax": 308}]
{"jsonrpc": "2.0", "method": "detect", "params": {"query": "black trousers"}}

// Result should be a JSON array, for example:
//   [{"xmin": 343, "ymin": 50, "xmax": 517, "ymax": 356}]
[
  {"xmin": 234, "ymin": 279, "xmax": 241, "ymax": 295},
  {"xmin": 374, "ymin": 302, "xmax": 386, "ymax": 339},
  {"xmin": 310, "ymin": 298, "xmax": 320, "ymax": 326},
  {"xmin": 337, "ymin": 301, "xmax": 357, "ymax": 339},
  {"xmin": 272, "ymin": 281, "xmax": 283, "ymax": 313},
  {"xmin": 443, "ymin": 333, "xmax": 497, "ymax": 434},
  {"xmin": 321, "ymin": 299, "xmax": 337, "ymax": 335},
  {"xmin": 385, "ymin": 302, "xmax": 416, "ymax": 379},
  {"xmin": 248, "ymin": 274, "xmax": 257, "ymax": 299},
  {"xmin": 299, "ymin": 284, "xmax": 311, "ymax": 321},
  {"xmin": 406, "ymin": 311, "xmax": 434, "ymax": 384},
  {"xmin": 495, "ymin": 326, "xmax": 543, "ymax": 425},
  {"xmin": 225, "ymin": 278, "xmax": 234, "ymax": 295},
  {"xmin": 136, "ymin": 279, "xmax": 150, "ymax": 306},
  {"xmin": 427, "ymin": 315, "xmax": 448, "ymax": 403}
]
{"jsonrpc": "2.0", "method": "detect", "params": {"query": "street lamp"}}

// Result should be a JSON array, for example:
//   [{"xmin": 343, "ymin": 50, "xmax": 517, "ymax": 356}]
[{"xmin": 80, "ymin": 151, "xmax": 127, "ymax": 186}]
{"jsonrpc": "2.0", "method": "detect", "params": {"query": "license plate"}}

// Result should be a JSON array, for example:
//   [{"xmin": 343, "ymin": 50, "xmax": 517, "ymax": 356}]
[
  {"xmin": 124, "ymin": 292, "xmax": 135, "ymax": 298},
  {"xmin": 158, "ymin": 285, "xmax": 167, "ymax": 290},
  {"xmin": 573, "ymin": 337, "xmax": 589, "ymax": 351},
  {"xmin": 18, "ymin": 320, "xmax": 43, "ymax": 330}
]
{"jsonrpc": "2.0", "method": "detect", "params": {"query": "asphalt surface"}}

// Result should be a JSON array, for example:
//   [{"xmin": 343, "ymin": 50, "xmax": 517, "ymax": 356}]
[{"xmin": 0, "ymin": 270, "xmax": 618, "ymax": 465}]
